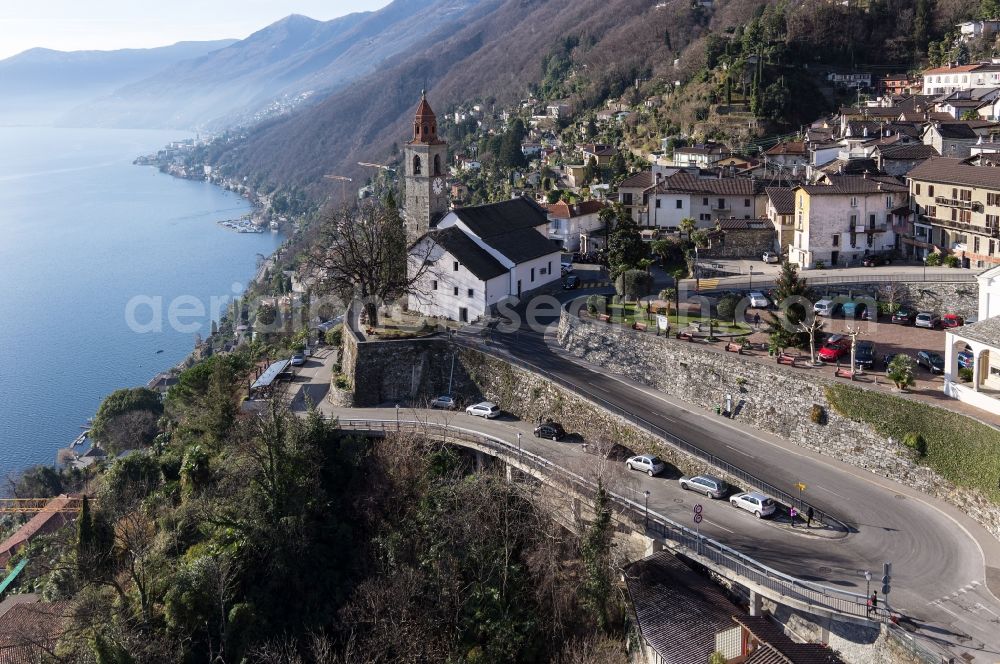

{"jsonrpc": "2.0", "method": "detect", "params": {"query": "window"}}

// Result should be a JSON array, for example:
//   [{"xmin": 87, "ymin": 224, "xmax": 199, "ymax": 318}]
[
  {"xmin": 744, "ymin": 198, "xmax": 751, "ymax": 207},
  {"xmin": 991, "ymin": 239, "xmax": 996, "ymax": 256},
  {"xmin": 432, "ymin": 280, "xmax": 438, "ymax": 290},
  {"xmin": 548, "ymin": 261, "xmax": 552, "ymax": 275},
  {"xmin": 850, "ymin": 197, "xmax": 858, "ymax": 207},
  {"xmin": 531, "ymin": 267, "xmax": 535, "ymax": 282},
  {"xmin": 850, "ymin": 213, "xmax": 857, "ymax": 227},
  {"xmin": 622, "ymin": 193, "xmax": 633, "ymax": 205},
  {"xmin": 960, "ymin": 209, "xmax": 972, "ymax": 223},
  {"xmin": 987, "ymin": 213, "xmax": 1000, "ymax": 227},
  {"xmin": 676, "ymin": 199, "xmax": 683, "ymax": 209},
  {"xmin": 467, "ymin": 288, "xmax": 474, "ymax": 297},
  {"xmin": 915, "ymin": 183, "xmax": 921, "ymax": 195},
  {"xmin": 453, "ymin": 261, "xmax": 459, "ymax": 271},
  {"xmin": 655, "ymin": 199, "xmax": 661, "ymax": 209},
  {"xmin": 453, "ymin": 286, "xmax": 459, "ymax": 296},
  {"xmin": 869, "ymin": 213, "xmax": 876, "ymax": 228},
  {"xmin": 886, "ymin": 195, "xmax": 893, "ymax": 209},
  {"xmin": 832, "ymin": 234, "xmax": 840, "ymax": 247},
  {"xmin": 703, "ymin": 197, "xmax": 709, "ymax": 205},
  {"xmin": 960, "ymin": 189, "xmax": 972, "ymax": 202},
  {"xmin": 952, "ymin": 208, "xmax": 958, "ymax": 221},
  {"xmin": 433, "ymin": 154, "xmax": 442, "ymax": 176},
  {"xmin": 952, "ymin": 187, "xmax": 958, "ymax": 199},
  {"xmin": 700, "ymin": 213, "xmax": 711, "ymax": 221},
  {"xmin": 929, "ymin": 185, "xmax": 935, "ymax": 197},
  {"xmin": 927, "ymin": 205, "xmax": 937, "ymax": 218},
  {"xmin": 975, "ymin": 236, "xmax": 981, "ymax": 253},
  {"xmin": 989, "ymin": 193, "xmax": 1000, "ymax": 206},
  {"xmin": 718, "ymin": 198, "xmax": 725, "ymax": 209}
]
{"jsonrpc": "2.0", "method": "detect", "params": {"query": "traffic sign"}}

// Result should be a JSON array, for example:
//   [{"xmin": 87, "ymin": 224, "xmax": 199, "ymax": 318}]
[
  {"xmin": 693, "ymin": 513, "xmax": 703, "ymax": 524},
  {"xmin": 795, "ymin": 482, "xmax": 807, "ymax": 492},
  {"xmin": 693, "ymin": 504, "xmax": 703, "ymax": 514}
]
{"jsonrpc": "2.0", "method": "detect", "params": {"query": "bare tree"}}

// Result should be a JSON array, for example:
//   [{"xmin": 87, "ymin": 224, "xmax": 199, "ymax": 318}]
[
  {"xmin": 307, "ymin": 197, "xmax": 437, "ymax": 327},
  {"xmin": 877, "ymin": 282, "xmax": 906, "ymax": 315},
  {"xmin": 797, "ymin": 317, "xmax": 825, "ymax": 365}
]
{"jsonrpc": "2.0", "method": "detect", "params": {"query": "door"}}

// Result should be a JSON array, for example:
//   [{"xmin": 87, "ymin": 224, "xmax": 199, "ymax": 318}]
[
  {"xmin": 830, "ymin": 250, "xmax": 839, "ymax": 266},
  {"xmin": 517, "ymin": 280, "xmax": 522, "ymax": 297},
  {"xmin": 459, "ymin": 307, "xmax": 468, "ymax": 323}
]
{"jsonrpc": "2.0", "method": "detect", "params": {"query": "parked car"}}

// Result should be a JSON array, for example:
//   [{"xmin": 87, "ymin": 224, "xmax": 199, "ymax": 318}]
[
  {"xmin": 748, "ymin": 291, "xmax": 769, "ymax": 308},
  {"xmin": 941, "ymin": 314, "xmax": 964, "ymax": 328},
  {"xmin": 818, "ymin": 334, "xmax": 851, "ymax": 362},
  {"xmin": 882, "ymin": 353, "xmax": 903, "ymax": 371},
  {"xmin": 729, "ymin": 492, "xmax": 777, "ymax": 518},
  {"xmin": 560, "ymin": 262, "xmax": 574, "ymax": 275},
  {"xmin": 862, "ymin": 253, "xmax": 893, "ymax": 267},
  {"xmin": 563, "ymin": 274, "xmax": 580, "ymax": 289},
  {"xmin": 625, "ymin": 455, "xmax": 666, "ymax": 477},
  {"xmin": 679, "ymin": 475, "xmax": 729, "ymax": 499},
  {"xmin": 916, "ymin": 350, "xmax": 945, "ymax": 374},
  {"xmin": 891, "ymin": 308, "xmax": 917, "ymax": 325},
  {"xmin": 813, "ymin": 299, "xmax": 839, "ymax": 316},
  {"xmin": 854, "ymin": 340, "xmax": 876, "ymax": 369},
  {"xmin": 430, "ymin": 395, "xmax": 456, "ymax": 410},
  {"xmin": 290, "ymin": 353, "xmax": 306, "ymax": 366},
  {"xmin": 762, "ymin": 251, "xmax": 780, "ymax": 264},
  {"xmin": 533, "ymin": 421, "xmax": 566, "ymax": 440},
  {"xmin": 914, "ymin": 312, "xmax": 942, "ymax": 329},
  {"xmin": 466, "ymin": 401, "xmax": 501, "ymax": 418},
  {"xmin": 958, "ymin": 347, "xmax": 974, "ymax": 369}
]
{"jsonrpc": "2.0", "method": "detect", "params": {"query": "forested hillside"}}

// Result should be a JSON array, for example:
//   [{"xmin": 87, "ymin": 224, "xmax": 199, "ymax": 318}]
[{"xmin": 205, "ymin": 0, "xmax": 981, "ymax": 202}]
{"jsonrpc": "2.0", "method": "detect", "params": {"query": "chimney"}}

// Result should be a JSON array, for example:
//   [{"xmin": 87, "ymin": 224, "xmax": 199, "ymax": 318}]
[{"xmin": 863, "ymin": 172, "xmax": 869, "ymax": 179}]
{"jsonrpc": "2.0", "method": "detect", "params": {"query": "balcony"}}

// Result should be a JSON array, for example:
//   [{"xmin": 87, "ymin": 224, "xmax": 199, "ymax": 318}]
[
  {"xmin": 934, "ymin": 196, "xmax": 982, "ymax": 212},
  {"xmin": 919, "ymin": 214, "xmax": 999, "ymax": 237},
  {"xmin": 850, "ymin": 224, "xmax": 888, "ymax": 233}
]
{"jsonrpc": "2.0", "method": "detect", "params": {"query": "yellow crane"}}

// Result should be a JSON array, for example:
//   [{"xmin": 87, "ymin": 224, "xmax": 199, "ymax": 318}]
[
  {"xmin": 323, "ymin": 174, "xmax": 353, "ymax": 201},
  {"xmin": 0, "ymin": 497, "xmax": 87, "ymax": 515}
]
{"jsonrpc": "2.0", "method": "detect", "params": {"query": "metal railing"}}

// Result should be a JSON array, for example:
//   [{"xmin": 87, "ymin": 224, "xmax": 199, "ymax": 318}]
[
  {"xmin": 335, "ymin": 417, "xmax": 886, "ymax": 623},
  {"xmin": 452, "ymin": 330, "xmax": 842, "ymax": 531}
]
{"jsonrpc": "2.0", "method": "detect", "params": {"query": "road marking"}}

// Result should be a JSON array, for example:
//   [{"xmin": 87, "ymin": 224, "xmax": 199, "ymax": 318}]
[
  {"xmin": 814, "ymin": 485, "xmax": 848, "ymax": 500},
  {"xmin": 724, "ymin": 444, "xmax": 755, "ymax": 459},
  {"xmin": 976, "ymin": 602, "xmax": 1000, "ymax": 619},
  {"xmin": 705, "ymin": 520, "xmax": 735, "ymax": 534}
]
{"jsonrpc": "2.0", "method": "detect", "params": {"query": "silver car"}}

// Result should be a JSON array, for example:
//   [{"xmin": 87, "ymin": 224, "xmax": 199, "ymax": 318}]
[
  {"xmin": 430, "ymin": 395, "xmax": 456, "ymax": 409},
  {"xmin": 465, "ymin": 401, "xmax": 501, "ymax": 418},
  {"xmin": 679, "ymin": 475, "xmax": 729, "ymax": 499},
  {"xmin": 914, "ymin": 312, "xmax": 941, "ymax": 329},
  {"xmin": 729, "ymin": 492, "xmax": 777, "ymax": 518},
  {"xmin": 626, "ymin": 455, "xmax": 666, "ymax": 477}
]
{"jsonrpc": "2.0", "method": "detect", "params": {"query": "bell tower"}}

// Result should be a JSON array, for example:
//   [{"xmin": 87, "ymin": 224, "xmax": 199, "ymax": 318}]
[{"xmin": 404, "ymin": 91, "xmax": 449, "ymax": 242}]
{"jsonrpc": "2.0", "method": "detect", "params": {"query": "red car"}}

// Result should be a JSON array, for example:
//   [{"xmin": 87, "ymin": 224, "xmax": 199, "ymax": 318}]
[
  {"xmin": 818, "ymin": 335, "xmax": 851, "ymax": 362},
  {"xmin": 941, "ymin": 314, "xmax": 964, "ymax": 328}
]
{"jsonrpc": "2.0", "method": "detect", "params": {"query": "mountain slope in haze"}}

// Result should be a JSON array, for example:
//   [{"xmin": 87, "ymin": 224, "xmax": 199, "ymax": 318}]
[
  {"xmin": 63, "ymin": 0, "xmax": 485, "ymax": 131},
  {"xmin": 208, "ymin": 0, "xmax": 706, "ymax": 196},
  {"xmin": 0, "ymin": 40, "xmax": 236, "ymax": 126}
]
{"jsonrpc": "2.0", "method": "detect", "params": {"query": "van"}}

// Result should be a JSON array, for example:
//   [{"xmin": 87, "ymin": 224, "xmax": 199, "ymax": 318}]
[{"xmin": 813, "ymin": 299, "xmax": 839, "ymax": 316}]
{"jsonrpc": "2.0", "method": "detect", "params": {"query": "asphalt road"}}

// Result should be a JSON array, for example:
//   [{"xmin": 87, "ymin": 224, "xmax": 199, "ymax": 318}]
[{"xmin": 442, "ymin": 289, "xmax": 1000, "ymax": 662}]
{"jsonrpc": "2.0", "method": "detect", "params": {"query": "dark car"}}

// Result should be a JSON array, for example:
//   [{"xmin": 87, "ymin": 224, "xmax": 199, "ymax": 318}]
[
  {"xmin": 854, "ymin": 340, "xmax": 876, "ymax": 369},
  {"xmin": 533, "ymin": 422, "xmax": 566, "ymax": 440},
  {"xmin": 862, "ymin": 253, "xmax": 892, "ymax": 267},
  {"xmin": 958, "ymin": 348, "xmax": 974, "ymax": 369},
  {"xmin": 563, "ymin": 274, "xmax": 580, "ymax": 289},
  {"xmin": 916, "ymin": 350, "xmax": 945, "ymax": 374},
  {"xmin": 891, "ymin": 308, "xmax": 917, "ymax": 325}
]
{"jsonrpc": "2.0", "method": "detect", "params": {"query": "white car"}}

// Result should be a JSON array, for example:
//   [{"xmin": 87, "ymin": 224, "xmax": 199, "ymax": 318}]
[
  {"xmin": 561, "ymin": 262, "xmax": 574, "ymax": 274},
  {"xmin": 465, "ymin": 401, "xmax": 501, "ymax": 418},
  {"xmin": 762, "ymin": 251, "xmax": 780, "ymax": 264},
  {"xmin": 729, "ymin": 492, "xmax": 777, "ymax": 519},
  {"xmin": 430, "ymin": 395, "xmax": 456, "ymax": 409},
  {"xmin": 625, "ymin": 455, "xmax": 666, "ymax": 477},
  {"xmin": 813, "ymin": 299, "xmax": 836, "ymax": 316},
  {"xmin": 748, "ymin": 291, "xmax": 769, "ymax": 308}
]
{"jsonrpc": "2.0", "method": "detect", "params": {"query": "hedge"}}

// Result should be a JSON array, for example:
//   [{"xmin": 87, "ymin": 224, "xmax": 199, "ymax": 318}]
[{"xmin": 825, "ymin": 384, "xmax": 1000, "ymax": 502}]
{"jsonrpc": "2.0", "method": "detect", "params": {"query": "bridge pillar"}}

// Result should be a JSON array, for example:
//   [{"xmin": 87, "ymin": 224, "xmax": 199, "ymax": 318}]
[
  {"xmin": 505, "ymin": 464, "xmax": 513, "ymax": 482},
  {"xmin": 475, "ymin": 451, "xmax": 486, "ymax": 472},
  {"xmin": 572, "ymin": 497, "xmax": 582, "ymax": 523},
  {"xmin": 750, "ymin": 591, "xmax": 763, "ymax": 617},
  {"xmin": 644, "ymin": 538, "xmax": 664, "ymax": 557}
]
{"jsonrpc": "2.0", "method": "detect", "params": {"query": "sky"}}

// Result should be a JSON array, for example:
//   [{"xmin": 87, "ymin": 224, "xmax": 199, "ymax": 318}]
[{"xmin": 0, "ymin": 1, "xmax": 392, "ymax": 59}]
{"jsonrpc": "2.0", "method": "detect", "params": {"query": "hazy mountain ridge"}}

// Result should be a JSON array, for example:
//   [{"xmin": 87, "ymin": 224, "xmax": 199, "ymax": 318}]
[
  {"xmin": 0, "ymin": 40, "xmax": 236, "ymax": 125},
  {"xmin": 60, "ymin": 0, "xmax": 486, "ymax": 131}
]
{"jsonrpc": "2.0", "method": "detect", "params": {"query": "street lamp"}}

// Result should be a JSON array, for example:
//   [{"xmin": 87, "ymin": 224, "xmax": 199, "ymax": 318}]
[
  {"xmin": 517, "ymin": 432, "xmax": 522, "ymax": 458},
  {"xmin": 395, "ymin": 404, "xmax": 400, "ymax": 432},
  {"xmin": 644, "ymin": 490, "xmax": 651, "ymax": 529},
  {"xmin": 864, "ymin": 570, "xmax": 872, "ymax": 598},
  {"xmin": 748, "ymin": 265, "xmax": 753, "ymax": 291}
]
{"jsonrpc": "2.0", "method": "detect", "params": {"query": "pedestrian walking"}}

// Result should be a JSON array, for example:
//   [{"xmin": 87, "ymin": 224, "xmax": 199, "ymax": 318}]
[
  {"xmin": 789, "ymin": 506, "xmax": 798, "ymax": 527},
  {"xmin": 806, "ymin": 506, "xmax": 814, "ymax": 528},
  {"xmin": 867, "ymin": 590, "xmax": 878, "ymax": 617},
  {"xmin": 753, "ymin": 312, "xmax": 761, "ymax": 330}
]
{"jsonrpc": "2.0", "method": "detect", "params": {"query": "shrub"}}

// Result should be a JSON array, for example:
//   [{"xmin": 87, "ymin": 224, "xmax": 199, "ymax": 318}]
[
  {"xmin": 324, "ymin": 323, "xmax": 344, "ymax": 347},
  {"xmin": 959, "ymin": 367, "xmax": 974, "ymax": 382},
  {"xmin": 334, "ymin": 374, "xmax": 350, "ymax": 390},
  {"xmin": 814, "ymin": 260, "xmax": 826, "ymax": 269},
  {"xmin": 810, "ymin": 404, "xmax": 826, "ymax": 425},
  {"xmin": 716, "ymin": 293, "xmax": 741, "ymax": 323},
  {"xmin": 886, "ymin": 354, "xmax": 915, "ymax": 391},
  {"xmin": 903, "ymin": 432, "xmax": 928, "ymax": 457},
  {"xmin": 924, "ymin": 252, "xmax": 942, "ymax": 266},
  {"xmin": 586, "ymin": 294, "xmax": 605, "ymax": 315},
  {"xmin": 944, "ymin": 255, "xmax": 960, "ymax": 268}
]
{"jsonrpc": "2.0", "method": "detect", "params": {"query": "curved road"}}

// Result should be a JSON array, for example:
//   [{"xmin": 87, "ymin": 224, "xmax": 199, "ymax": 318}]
[{"xmin": 438, "ymin": 291, "xmax": 1000, "ymax": 662}]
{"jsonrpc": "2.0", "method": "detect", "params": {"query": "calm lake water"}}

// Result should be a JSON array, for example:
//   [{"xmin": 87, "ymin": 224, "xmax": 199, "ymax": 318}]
[{"xmin": 0, "ymin": 127, "xmax": 283, "ymax": 479}]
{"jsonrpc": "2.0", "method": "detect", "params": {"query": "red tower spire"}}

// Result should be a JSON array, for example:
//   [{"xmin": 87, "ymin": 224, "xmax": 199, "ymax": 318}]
[{"xmin": 412, "ymin": 90, "xmax": 438, "ymax": 143}]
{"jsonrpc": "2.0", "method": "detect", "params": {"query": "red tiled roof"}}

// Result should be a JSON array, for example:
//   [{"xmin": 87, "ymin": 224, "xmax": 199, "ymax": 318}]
[
  {"xmin": 0, "ymin": 496, "xmax": 74, "ymax": 564},
  {"xmin": 619, "ymin": 171, "xmax": 655, "ymax": 189},
  {"xmin": 765, "ymin": 141, "xmax": 807, "ymax": 156},
  {"xmin": 909, "ymin": 156, "xmax": 1000, "ymax": 189},
  {"xmin": 733, "ymin": 616, "xmax": 845, "ymax": 664},
  {"xmin": 922, "ymin": 64, "xmax": 981, "ymax": 75},
  {"xmin": 0, "ymin": 601, "xmax": 71, "ymax": 664},
  {"xmin": 658, "ymin": 172, "xmax": 757, "ymax": 196},
  {"xmin": 545, "ymin": 200, "xmax": 605, "ymax": 218}
]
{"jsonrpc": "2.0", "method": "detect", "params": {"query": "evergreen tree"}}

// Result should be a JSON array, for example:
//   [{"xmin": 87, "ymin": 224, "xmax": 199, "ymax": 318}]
[
  {"xmin": 606, "ymin": 213, "xmax": 646, "ymax": 279},
  {"xmin": 914, "ymin": 0, "xmax": 931, "ymax": 53},
  {"xmin": 981, "ymin": 0, "xmax": 1000, "ymax": 20},
  {"xmin": 76, "ymin": 495, "xmax": 93, "ymax": 563},
  {"xmin": 581, "ymin": 482, "xmax": 613, "ymax": 629}
]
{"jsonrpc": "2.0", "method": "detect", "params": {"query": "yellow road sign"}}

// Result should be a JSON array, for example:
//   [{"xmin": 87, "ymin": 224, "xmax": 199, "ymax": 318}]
[{"xmin": 795, "ymin": 482, "xmax": 807, "ymax": 492}]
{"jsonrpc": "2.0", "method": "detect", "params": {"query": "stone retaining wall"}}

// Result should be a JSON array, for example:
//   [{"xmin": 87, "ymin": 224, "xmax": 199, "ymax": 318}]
[
  {"xmin": 557, "ymin": 310, "xmax": 1000, "ymax": 540},
  {"xmin": 807, "ymin": 280, "xmax": 978, "ymax": 319}
]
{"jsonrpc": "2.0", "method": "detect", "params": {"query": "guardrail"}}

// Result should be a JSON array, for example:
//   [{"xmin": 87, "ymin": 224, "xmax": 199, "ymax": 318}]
[
  {"xmin": 452, "ymin": 329, "xmax": 842, "ymax": 532},
  {"xmin": 335, "ymin": 417, "xmax": 887, "ymax": 623},
  {"xmin": 695, "ymin": 271, "xmax": 977, "ymax": 292}
]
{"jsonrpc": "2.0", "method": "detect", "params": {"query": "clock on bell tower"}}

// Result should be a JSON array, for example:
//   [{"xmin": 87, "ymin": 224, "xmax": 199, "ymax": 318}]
[{"xmin": 404, "ymin": 90, "xmax": 449, "ymax": 242}]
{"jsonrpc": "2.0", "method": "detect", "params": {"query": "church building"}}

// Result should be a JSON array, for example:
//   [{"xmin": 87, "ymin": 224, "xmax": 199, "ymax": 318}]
[{"xmin": 404, "ymin": 94, "xmax": 562, "ymax": 322}]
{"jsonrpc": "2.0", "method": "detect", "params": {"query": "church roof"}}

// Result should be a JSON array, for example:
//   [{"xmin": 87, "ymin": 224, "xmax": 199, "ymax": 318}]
[
  {"xmin": 452, "ymin": 197, "xmax": 559, "ymax": 264},
  {"xmin": 414, "ymin": 93, "xmax": 436, "ymax": 123},
  {"xmin": 432, "ymin": 226, "xmax": 508, "ymax": 281}
]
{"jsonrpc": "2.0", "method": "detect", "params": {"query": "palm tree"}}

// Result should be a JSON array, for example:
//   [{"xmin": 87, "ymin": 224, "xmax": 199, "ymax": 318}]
[{"xmin": 679, "ymin": 217, "xmax": 696, "ymax": 240}]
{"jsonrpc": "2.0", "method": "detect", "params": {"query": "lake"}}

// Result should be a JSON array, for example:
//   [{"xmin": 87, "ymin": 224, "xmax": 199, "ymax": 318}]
[{"xmin": 0, "ymin": 127, "xmax": 284, "ymax": 479}]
